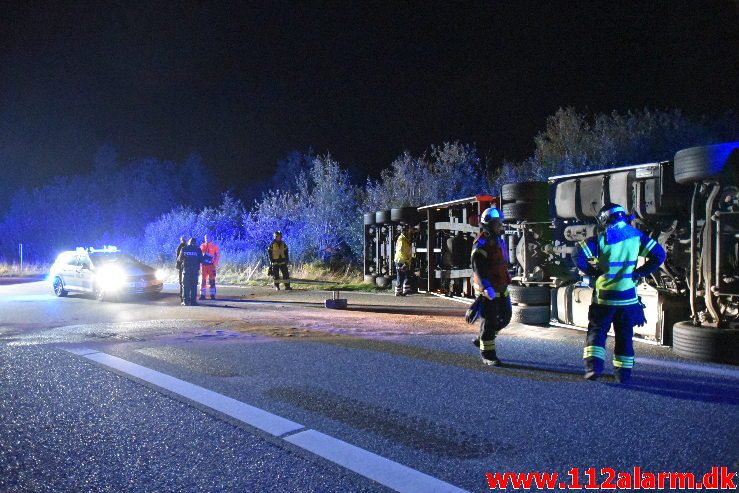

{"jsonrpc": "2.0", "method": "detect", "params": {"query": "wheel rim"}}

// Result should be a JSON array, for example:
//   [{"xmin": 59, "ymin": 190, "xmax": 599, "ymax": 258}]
[{"xmin": 53, "ymin": 278, "xmax": 62, "ymax": 295}]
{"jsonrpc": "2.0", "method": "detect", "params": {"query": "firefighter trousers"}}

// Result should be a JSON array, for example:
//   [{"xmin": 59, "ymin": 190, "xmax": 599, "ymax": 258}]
[
  {"xmin": 583, "ymin": 303, "xmax": 643, "ymax": 373},
  {"xmin": 479, "ymin": 294, "xmax": 512, "ymax": 357}
]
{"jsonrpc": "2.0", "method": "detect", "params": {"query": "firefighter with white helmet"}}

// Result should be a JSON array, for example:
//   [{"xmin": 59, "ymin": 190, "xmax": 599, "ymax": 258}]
[
  {"xmin": 471, "ymin": 206, "xmax": 512, "ymax": 366},
  {"xmin": 574, "ymin": 203, "xmax": 666, "ymax": 383}
]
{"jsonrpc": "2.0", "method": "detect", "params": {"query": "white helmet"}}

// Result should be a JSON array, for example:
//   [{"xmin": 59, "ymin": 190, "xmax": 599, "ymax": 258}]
[{"xmin": 480, "ymin": 207, "xmax": 503, "ymax": 232}]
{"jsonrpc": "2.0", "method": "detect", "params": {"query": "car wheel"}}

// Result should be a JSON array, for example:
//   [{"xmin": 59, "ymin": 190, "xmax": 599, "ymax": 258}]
[
  {"xmin": 673, "ymin": 143, "xmax": 739, "ymax": 184},
  {"xmin": 53, "ymin": 277, "xmax": 68, "ymax": 297},
  {"xmin": 501, "ymin": 181, "xmax": 548, "ymax": 202},
  {"xmin": 94, "ymin": 285, "xmax": 106, "ymax": 302},
  {"xmin": 510, "ymin": 304, "xmax": 550, "ymax": 325},
  {"xmin": 508, "ymin": 285, "xmax": 550, "ymax": 305},
  {"xmin": 672, "ymin": 321, "xmax": 739, "ymax": 364}
]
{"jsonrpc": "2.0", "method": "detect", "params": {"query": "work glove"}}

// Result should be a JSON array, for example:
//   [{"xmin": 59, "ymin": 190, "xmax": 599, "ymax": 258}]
[{"xmin": 484, "ymin": 287, "xmax": 496, "ymax": 300}]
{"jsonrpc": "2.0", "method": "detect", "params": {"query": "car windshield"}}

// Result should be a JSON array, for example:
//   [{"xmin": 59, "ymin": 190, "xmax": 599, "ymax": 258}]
[{"xmin": 89, "ymin": 252, "xmax": 141, "ymax": 266}]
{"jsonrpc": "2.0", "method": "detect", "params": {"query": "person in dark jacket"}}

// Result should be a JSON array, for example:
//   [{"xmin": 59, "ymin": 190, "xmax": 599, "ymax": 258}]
[
  {"xmin": 573, "ymin": 203, "xmax": 666, "ymax": 383},
  {"xmin": 177, "ymin": 237, "xmax": 203, "ymax": 305},
  {"xmin": 175, "ymin": 236, "xmax": 186, "ymax": 302},
  {"xmin": 267, "ymin": 231, "xmax": 292, "ymax": 290},
  {"xmin": 471, "ymin": 207, "xmax": 512, "ymax": 366}
]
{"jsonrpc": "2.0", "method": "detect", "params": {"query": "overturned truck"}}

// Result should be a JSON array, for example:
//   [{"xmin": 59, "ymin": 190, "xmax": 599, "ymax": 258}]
[{"xmin": 363, "ymin": 143, "xmax": 739, "ymax": 364}]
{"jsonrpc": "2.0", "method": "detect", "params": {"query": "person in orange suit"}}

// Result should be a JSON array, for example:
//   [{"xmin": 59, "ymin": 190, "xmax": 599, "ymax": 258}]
[{"xmin": 200, "ymin": 233, "xmax": 220, "ymax": 300}]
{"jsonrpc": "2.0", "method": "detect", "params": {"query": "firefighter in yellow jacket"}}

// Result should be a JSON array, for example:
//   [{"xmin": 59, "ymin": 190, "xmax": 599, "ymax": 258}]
[
  {"xmin": 268, "ymin": 231, "xmax": 292, "ymax": 290},
  {"xmin": 394, "ymin": 224, "xmax": 413, "ymax": 296}
]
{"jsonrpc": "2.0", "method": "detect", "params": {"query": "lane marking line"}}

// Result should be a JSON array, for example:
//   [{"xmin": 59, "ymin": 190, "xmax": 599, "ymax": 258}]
[
  {"xmin": 638, "ymin": 357, "xmax": 739, "ymax": 379},
  {"xmin": 70, "ymin": 348, "xmax": 304, "ymax": 437},
  {"xmin": 286, "ymin": 429, "xmax": 468, "ymax": 493},
  {"xmin": 61, "ymin": 347, "xmax": 470, "ymax": 493}
]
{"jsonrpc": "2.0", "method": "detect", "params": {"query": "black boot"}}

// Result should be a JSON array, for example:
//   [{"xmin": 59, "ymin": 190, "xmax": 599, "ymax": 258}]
[
  {"xmin": 614, "ymin": 368, "xmax": 632, "ymax": 384},
  {"xmin": 481, "ymin": 350, "xmax": 501, "ymax": 366},
  {"xmin": 584, "ymin": 357, "xmax": 604, "ymax": 380},
  {"xmin": 472, "ymin": 337, "xmax": 480, "ymax": 347}
]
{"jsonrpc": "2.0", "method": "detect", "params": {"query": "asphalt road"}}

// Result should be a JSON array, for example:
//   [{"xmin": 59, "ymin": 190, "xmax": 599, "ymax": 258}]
[{"xmin": 1, "ymin": 280, "xmax": 738, "ymax": 492}]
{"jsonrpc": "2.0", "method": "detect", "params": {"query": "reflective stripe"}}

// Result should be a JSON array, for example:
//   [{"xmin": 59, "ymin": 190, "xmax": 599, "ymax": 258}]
[
  {"xmin": 596, "ymin": 297, "xmax": 639, "ymax": 306},
  {"xmin": 583, "ymin": 346, "xmax": 606, "ymax": 360},
  {"xmin": 471, "ymin": 248, "xmax": 487, "ymax": 258},
  {"xmin": 579, "ymin": 241, "xmax": 595, "ymax": 259},
  {"xmin": 613, "ymin": 355, "xmax": 635, "ymax": 368},
  {"xmin": 640, "ymin": 239, "xmax": 657, "ymax": 257},
  {"xmin": 607, "ymin": 260, "xmax": 637, "ymax": 267},
  {"xmin": 479, "ymin": 339, "xmax": 496, "ymax": 351}
]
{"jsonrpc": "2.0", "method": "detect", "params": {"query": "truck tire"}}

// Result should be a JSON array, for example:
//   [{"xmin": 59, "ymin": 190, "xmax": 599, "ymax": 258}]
[
  {"xmin": 674, "ymin": 143, "xmax": 739, "ymax": 184},
  {"xmin": 672, "ymin": 321, "xmax": 739, "ymax": 364},
  {"xmin": 390, "ymin": 207, "xmax": 419, "ymax": 224},
  {"xmin": 375, "ymin": 275, "xmax": 392, "ymax": 288},
  {"xmin": 502, "ymin": 202, "xmax": 547, "ymax": 222},
  {"xmin": 508, "ymin": 285, "xmax": 550, "ymax": 305},
  {"xmin": 375, "ymin": 210, "xmax": 391, "ymax": 224},
  {"xmin": 363, "ymin": 274, "xmax": 377, "ymax": 284},
  {"xmin": 502, "ymin": 181, "xmax": 548, "ymax": 202},
  {"xmin": 364, "ymin": 212, "xmax": 376, "ymax": 225},
  {"xmin": 510, "ymin": 304, "xmax": 550, "ymax": 325}
]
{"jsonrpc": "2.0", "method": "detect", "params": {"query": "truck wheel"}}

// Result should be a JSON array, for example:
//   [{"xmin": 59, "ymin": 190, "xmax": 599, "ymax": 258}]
[
  {"xmin": 672, "ymin": 321, "xmax": 739, "ymax": 364},
  {"xmin": 510, "ymin": 305, "xmax": 550, "ymax": 325},
  {"xmin": 502, "ymin": 181, "xmax": 548, "ymax": 202},
  {"xmin": 375, "ymin": 210, "xmax": 391, "ymax": 224},
  {"xmin": 364, "ymin": 212, "xmax": 376, "ymax": 225},
  {"xmin": 674, "ymin": 143, "xmax": 739, "ymax": 184},
  {"xmin": 363, "ymin": 274, "xmax": 377, "ymax": 284},
  {"xmin": 390, "ymin": 207, "xmax": 419, "ymax": 224},
  {"xmin": 502, "ymin": 202, "xmax": 548, "ymax": 222},
  {"xmin": 53, "ymin": 277, "xmax": 68, "ymax": 297},
  {"xmin": 375, "ymin": 275, "xmax": 392, "ymax": 288},
  {"xmin": 508, "ymin": 285, "xmax": 550, "ymax": 305}
]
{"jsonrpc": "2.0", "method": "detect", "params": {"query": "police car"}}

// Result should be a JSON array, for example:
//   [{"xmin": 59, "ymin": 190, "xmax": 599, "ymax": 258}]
[{"xmin": 50, "ymin": 246, "xmax": 165, "ymax": 301}]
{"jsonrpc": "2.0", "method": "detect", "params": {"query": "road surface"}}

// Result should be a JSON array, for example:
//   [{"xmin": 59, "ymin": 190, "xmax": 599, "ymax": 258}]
[{"xmin": 1, "ymin": 280, "xmax": 738, "ymax": 492}]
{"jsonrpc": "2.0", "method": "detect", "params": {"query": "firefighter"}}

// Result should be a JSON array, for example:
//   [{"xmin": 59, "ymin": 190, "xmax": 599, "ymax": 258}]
[
  {"xmin": 175, "ymin": 236, "xmax": 186, "ymax": 302},
  {"xmin": 268, "ymin": 231, "xmax": 292, "ymax": 290},
  {"xmin": 199, "ymin": 234, "xmax": 220, "ymax": 300},
  {"xmin": 471, "ymin": 207, "xmax": 512, "ymax": 366},
  {"xmin": 574, "ymin": 203, "xmax": 666, "ymax": 384},
  {"xmin": 394, "ymin": 224, "xmax": 414, "ymax": 296},
  {"xmin": 178, "ymin": 237, "xmax": 203, "ymax": 306}
]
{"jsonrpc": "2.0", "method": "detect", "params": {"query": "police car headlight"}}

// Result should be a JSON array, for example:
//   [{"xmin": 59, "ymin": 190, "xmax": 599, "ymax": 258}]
[
  {"xmin": 155, "ymin": 269, "xmax": 167, "ymax": 281},
  {"xmin": 96, "ymin": 266, "xmax": 126, "ymax": 291}
]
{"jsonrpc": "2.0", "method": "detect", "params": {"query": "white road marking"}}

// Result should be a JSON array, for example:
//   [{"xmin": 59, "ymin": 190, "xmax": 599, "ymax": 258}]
[
  {"xmin": 286, "ymin": 429, "xmax": 469, "ymax": 493},
  {"xmin": 62, "ymin": 347, "xmax": 471, "ymax": 493},
  {"xmin": 639, "ymin": 356, "xmax": 739, "ymax": 379}
]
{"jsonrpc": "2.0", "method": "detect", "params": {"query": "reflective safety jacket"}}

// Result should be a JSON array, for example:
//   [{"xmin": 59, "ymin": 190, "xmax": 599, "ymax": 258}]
[
  {"xmin": 394, "ymin": 233, "xmax": 412, "ymax": 265},
  {"xmin": 471, "ymin": 232, "xmax": 511, "ymax": 294},
  {"xmin": 268, "ymin": 240, "xmax": 289, "ymax": 264},
  {"xmin": 574, "ymin": 222, "xmax": 666, "ymax": 306},
  {"xmin": 200, "ymin": 241, "xmax": 220, "ymax": 267}
]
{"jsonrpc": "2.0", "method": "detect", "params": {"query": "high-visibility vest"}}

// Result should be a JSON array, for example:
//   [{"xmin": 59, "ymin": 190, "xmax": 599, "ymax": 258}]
[
  {"xmin": 200, "ymin": 242, "xmax": 220, "ymax": 266},
  {"xmin": 394, "ymin": 233, "xmax": 412, "ymax": 264}
]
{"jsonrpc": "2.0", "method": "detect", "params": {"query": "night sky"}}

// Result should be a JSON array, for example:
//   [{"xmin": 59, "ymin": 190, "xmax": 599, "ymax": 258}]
[{"xmin": 1, "ymin": 1, "xmax": 737, "ymax": 210}]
